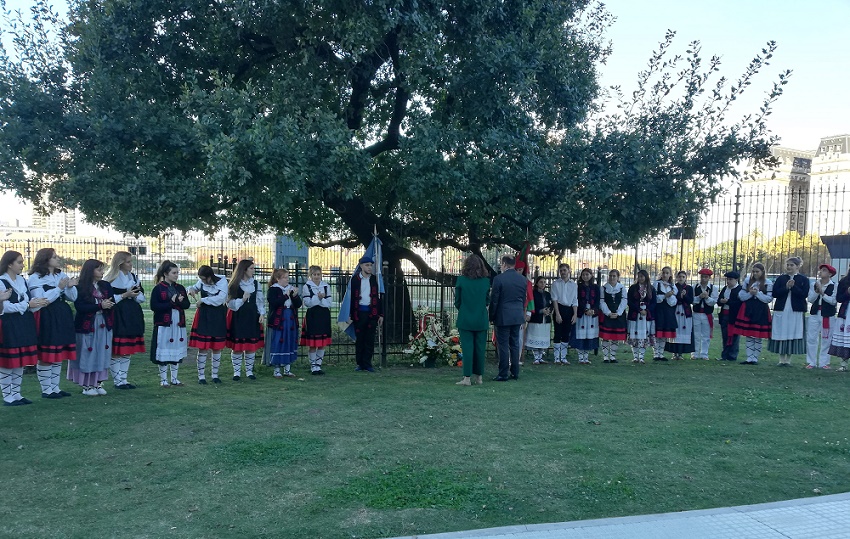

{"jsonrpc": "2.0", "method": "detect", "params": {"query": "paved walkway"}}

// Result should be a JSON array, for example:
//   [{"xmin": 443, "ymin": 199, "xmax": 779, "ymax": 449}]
[{"xmin": 385, "ymin": 492, "xmax": 850, "ymax": 539}]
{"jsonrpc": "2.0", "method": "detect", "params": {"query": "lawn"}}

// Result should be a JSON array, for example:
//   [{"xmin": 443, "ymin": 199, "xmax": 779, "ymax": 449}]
[{"xmin": 3, "ymin": 334, "xmax": 850, "ymax": 539}]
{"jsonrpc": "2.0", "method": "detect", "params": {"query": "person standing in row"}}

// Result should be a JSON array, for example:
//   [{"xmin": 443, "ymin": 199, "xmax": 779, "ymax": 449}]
[
  {"xmin": 627, "ymin": 270, "xmax": 656, "ymax": 364},
  {"xmin": 828, "ymin": 267, "xmax": 850, "ymax": 371},
  {"xmin": 691, "ymin": 268, "xmax": 718, "ymax": 361},
  {"xmin": 28, "ymin": 248, "xmax": 77, "ymax": 399},
  {"xmin": 571, "ymin": 268, "xmax": 599, "ymax": 365},
  {"xmin": 105, "ymin": 252, "xmax": 146, "ymax": 390},
  {"xmin": 227, "ymin": 259, "xmax": 265, "ymax": 380},
  {"xmin": 454, "ymin": 254, "xmax": 490, "ymax": 386},
  {"xmin": 665, "ymin": 270, "xmax": 694, "ymax": 361},
  {"xmin": 768, "ymin": 257, "xmax": 808, "ymax": 367},
  {"xmin": 732, "ymin": 262, "xmax": 773, "ymax": 365},
  {"xmin": 490, "ymin": 255, "xmax": 527, "ymax": 381},
  {"xmin": 302, "ymin": 265, "xmax": 332, "ymax": 375},
  {"xmin": 806, "ymin": 264, "xmax": 838, "ymax": 370},
  {"xmin": 71, "ymin": 259, "xmax": 114, "ymax": 396},
  {"xmin": 265, "ymin": 268, "xmax": 301, "ymax": 378},
  {"xmin": 653, "ymin": 267, "xmax": 677, "ymax": 361},
  {"xmin": 187, "ymin": 266, "xmax": 228, "ymax": 384},
  {"xmin": 550, "ymin": 263, "xmax": 577, "ymax": 365},
  {"xmin": 526, "ymin": 276, "xmax": 552, "ymax": 365},
  {"xmin": 717, "ymin": 271, "xmax": 742, "ymax": 362},
  {"xmin": 150, "ymin": 261, "xmax": 190, "ymax": 387},
  {"xmin": 0, "ymin": 251, "xmax": 39, "ymax": 405},
  {"xmin": 349, "ymin": 258, "xmax": 383, "ymax": 373},
  {"xmin": 599, "ymin": 269, "xmax": 627, "ymax": 363}
]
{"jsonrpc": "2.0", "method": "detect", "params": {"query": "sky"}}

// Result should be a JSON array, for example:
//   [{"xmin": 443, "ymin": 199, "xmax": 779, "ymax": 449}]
[{"xmin": 1, "ymin": 0, "xmax": 848, "ymax": 227}]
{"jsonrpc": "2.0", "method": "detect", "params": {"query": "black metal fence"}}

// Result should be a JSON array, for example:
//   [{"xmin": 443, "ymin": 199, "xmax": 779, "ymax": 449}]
[{"xmin": 3, "ymin": 182, "xmax": 849, "ymax": 366}]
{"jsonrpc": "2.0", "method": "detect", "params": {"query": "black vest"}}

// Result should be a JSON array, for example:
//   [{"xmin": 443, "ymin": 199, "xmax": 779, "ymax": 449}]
[
  {"xmin": 809, "ymin": 282, "xmax": 837, "ymax": 318},
  {"xmin": 693, "ymin": 284, "xmax": 715, "ymax": 314}
]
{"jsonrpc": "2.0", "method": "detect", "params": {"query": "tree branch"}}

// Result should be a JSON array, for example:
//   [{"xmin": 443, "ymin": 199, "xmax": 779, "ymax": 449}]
[
  {"xmin": 390, "ymin": 245, "xmax": 458, "ymax": 286},
  {"xmin": 306, "ymin": 237, "xmax": 361, "ymax": 249}
]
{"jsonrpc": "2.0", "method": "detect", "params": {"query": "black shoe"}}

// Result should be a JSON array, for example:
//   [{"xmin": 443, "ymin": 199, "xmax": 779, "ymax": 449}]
[
  {"xmin": 232, "ymin": 375, "xmax": 241, "ymax": 381},
  {"xmin": 198, "ymin": 379, "xmax": 208, "ymax": 385},
  {"xmin": 247, "ymin": 374, "xmax": 257, "ymax": 380},
  {"xmin": 212, "ymin": 378, "xmax": 222, "ymax": 384},
  {"xmin": 492, "ymin": 376, "xmax": 509, "ymax": 382},
  {"xmin": 20, "ymin": 398, "xmax": 32, "ymax": 404},
  {"xmin": 311, "ymin": 370, "xmax": 325, "ymax": 376},
  {"xmin": 508, "ymin": 374, "xmax": 518, "ymax": 380},
  {"xmin": 653, "ymin": 356, "xmax": 668, "ymax": 361},
  {"xmin": 58, "ymin": 390, "xmax": 72, "ymax": 397},
  {"xmin": 116, "ymin": 383, "xmax": 136, "ymax": 390},
  {"xmin": 42, "ymin": 392, "xmax": 62, "ymax": 399},
  {"xmin": 739, "ymin": 360, "xmax": 757, "ymax": 365},
  {"xmin": 610, "ymin": 359, "xmax": 619, "ymax": 363},
  {"xmin": 4, "ymin": 399, "xmax": 29, "ymax": 406}
]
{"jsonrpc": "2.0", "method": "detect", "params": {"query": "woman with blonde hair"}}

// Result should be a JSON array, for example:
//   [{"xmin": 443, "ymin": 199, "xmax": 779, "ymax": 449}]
[
  {"xmin": 731, "ymin": 262, "xmax": 773, "ymax": 365},
  {"xmin": 264, "ymin": 268, "xmax": 301, "ymax": 378},
  {"xmin": 104, "ymin": 251, "xmax": 145, "ymax": 389},
  {"xmin": 227, "ymin": 259, "xmax": 265, "ymax": 380}
]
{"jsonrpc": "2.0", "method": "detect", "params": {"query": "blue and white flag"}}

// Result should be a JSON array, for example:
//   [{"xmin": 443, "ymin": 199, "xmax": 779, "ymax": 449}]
[{"xmin": 338, "ymin": 233, "xmax": 384, "ymax": 341}]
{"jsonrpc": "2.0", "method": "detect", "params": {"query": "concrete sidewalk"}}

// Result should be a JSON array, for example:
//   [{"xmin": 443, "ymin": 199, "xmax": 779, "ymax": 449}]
[{"xmin": 385, "ymin": 492, "xmax": 850, "ymax": 539}]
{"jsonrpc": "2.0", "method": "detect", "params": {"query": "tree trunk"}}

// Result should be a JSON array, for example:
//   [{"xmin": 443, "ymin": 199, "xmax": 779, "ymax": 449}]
[{"xmin": 382, "ymin": 252, "xmax": 417, "ymax": 344}]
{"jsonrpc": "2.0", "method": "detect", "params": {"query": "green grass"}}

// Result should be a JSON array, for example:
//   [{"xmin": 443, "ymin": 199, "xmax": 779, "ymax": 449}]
[{"xmin": 3, "ymin": 335, "xmax": 850, "ymax": 539}]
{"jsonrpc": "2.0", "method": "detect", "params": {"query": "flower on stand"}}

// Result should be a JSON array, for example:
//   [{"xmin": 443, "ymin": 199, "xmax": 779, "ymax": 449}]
[{"xmin": 403, "ymin": 307, "xmax": 462, "ymax": 366}]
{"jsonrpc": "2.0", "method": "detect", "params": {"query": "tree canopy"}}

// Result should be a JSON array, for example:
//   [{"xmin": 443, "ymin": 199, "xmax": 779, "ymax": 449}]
[{"xmin": 0, "ymin": 0, "xmax": 788, "ymax": 277}]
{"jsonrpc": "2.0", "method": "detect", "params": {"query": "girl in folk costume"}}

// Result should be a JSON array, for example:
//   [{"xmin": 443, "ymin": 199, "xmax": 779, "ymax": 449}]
[
  {"xmin": 731, "ymin": 262, "xmax": 773, "ymax": 365},
  {"xmin": 806, "ymin": 264, "xmax": 838, "ymax": 369},
  {"xmin": 664, "ymin": 270, "xmax": 695, "ymax": 360},
  {"xmin": 301, "ymin": 265, "xmax": 332, "ymax": 375},
  {"xmin": 691, "ymin": 268, "xmax": 718, "ymax": 360},
  {"xmin": 652, "ymin": 266, "xmax": 677, "ymax": 361},
  {"xmin": 526, "ymin": 276, "xmax": 552, "ymax": 364},
  {"xmin": 28, "ymin": 248, "xmax": 77, "ymax": 399},
  {"xmin": 150, "ymin": 261, "xmax": 191, "ymax": 387},
  {"xmin": 105, "ymin": 251, "xmax": 146, "ymax": 389},
  {"xmin": 264, "ymin": 268, "xmax": 302, "ymax": 378},
  {"xmin": 70, "ymin": 259, "xmax": 115, "ymax": 396},
  {"xmin": 627, "ymin": 270, "xmax": 656, "ymax": 364},
  {"xmin": 599, "ymin": 269, "xmax": 627, "ymax": 363},
  {"xmin": 570, "ymin": 268, "xmax": 600, "ymax": 365},
  {"xmin": 550, "ymin": 263, "xmax": 577, "ymax": 364},
  {"xmin": 768, "ymin": 257, "xmax": 809, "ymax": 366},
  {"xmin": 0, "ymin": 251, "xmax": 42, "ymax": 406},
  {"xmin": 187, "ymin": 265, "xmax": 228, "ymax": 384},
  {"xmin": 828, "ymin": 267, "xmax": 850, "ymax": 371},
  {"xmin": 227, "ymin": 259, "xmax": 266, "ymax": 380}
]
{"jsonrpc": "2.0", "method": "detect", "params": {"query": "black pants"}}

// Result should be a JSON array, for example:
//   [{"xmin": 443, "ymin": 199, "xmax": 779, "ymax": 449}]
[
  {"xmin": 354, "ymin": 316, "xmax": 377, "ymax": 369},
  {"xmin": 553, "ymin": 305, "xmax": 575, "ymax": 343}
]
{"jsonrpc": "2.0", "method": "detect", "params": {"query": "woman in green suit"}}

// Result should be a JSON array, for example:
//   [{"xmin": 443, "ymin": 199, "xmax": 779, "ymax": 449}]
[{"xmin": 455, "ymin": 255, "xmax": 491, "ymax": 386}]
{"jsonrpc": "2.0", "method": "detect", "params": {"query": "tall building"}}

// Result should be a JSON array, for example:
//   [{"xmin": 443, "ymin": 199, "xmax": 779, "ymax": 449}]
[
  {"xmin": 807, "ymin": 134, "xmax": 850, "ymax": 236},
  {"xmin": 740, "ymin": 146, "xmax": 814, "ymax": 236},
  {"xmin": 31, "ymin": 209, "xmax": 77, "ymax": 235}
]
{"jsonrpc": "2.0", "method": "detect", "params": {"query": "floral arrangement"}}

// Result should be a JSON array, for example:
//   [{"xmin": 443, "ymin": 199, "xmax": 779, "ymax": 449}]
[{"xmin": 404, "ymin": 306, "xmax": 463, "ymax": 366}]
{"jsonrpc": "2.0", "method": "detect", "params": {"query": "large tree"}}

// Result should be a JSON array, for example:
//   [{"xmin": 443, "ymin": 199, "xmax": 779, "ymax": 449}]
[{"xmin": 1, "ymin": 1, "xmax": 786, "ymax": 275}]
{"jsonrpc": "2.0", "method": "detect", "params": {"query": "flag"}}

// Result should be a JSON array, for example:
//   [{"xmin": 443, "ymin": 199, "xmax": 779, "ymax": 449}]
[{"xmin": 338, "ymin": 232, "xmax": 384, "ymax": 341}]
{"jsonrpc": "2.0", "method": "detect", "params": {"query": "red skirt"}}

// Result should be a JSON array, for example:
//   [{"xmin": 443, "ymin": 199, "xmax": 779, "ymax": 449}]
[
  {"xmin": 730, "ymin": 302, "xmax": 772, "ymax": 339},
  {"xmin": 113, "ymin": 336, "xmax": 146, "ymax": 356},
  {"xmin": 0, "ymin": 345, "xmax": 39, "ymax": 369}
]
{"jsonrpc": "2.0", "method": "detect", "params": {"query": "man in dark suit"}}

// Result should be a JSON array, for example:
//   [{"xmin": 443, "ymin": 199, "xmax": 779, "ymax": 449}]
[{"xmin": 489, "ymin": 255, "xmax": 529, "ymax": 381}]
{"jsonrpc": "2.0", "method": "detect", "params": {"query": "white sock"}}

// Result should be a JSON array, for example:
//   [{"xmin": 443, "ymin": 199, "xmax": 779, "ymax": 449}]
[
  {"xmin": 9, "ymin": 368, "xmax": 23, "ymax": 401},
  {"xmin": 232, "ymin": 353, "xmax": 243, "ymax": 376},
  {"xmin": 110, "ymin": 358, "xmax": 121, "ymax": 385},
  {"xmin": 37, "ymin": 364, "xmax": 52, "ymax": 394},
  {"xmin": 211, "ymin": 352, "xmax": 221, "ymax": 378},
  {"xmin": 0, "ymin": 367, "xmax": 14, "ymax": 403},
  {"xmin": 119, "ymin": 356, "xmax": 131, "ymax": 385},
  {"xmin": 197, "ymin": 352, "xmax": 208, "ymax": 380},
  {"xmin": 170, "ymin": 364, "xmax": 179, "ymax": 383},
  {"xmin": 51, "ymin": 363, "xmax": 62, "ymax": 394},
  {"xmin": 309, "ymin": 351, "xmax": 318, "ymax": 371},
  {"xmin": 654, "ymin": 339, "xmax": 666, "ymax": 357},
  {"xmin": 158, "ymin": 365, "xmax": 168, "ymax": 383},
  {"xmin": 245, "ymin": 353, "xmax": 255, "ymax": 376},
  {"xmin": 284, "ymin": 364, "xmax": 291, "ymax": 374},
  {"xmin": 316, "ymin": 349, "xmax": 325, "ymax": 366},
  {"xmin": 274, "ymin": 367, "xmax": 281, "ymax": 375}
]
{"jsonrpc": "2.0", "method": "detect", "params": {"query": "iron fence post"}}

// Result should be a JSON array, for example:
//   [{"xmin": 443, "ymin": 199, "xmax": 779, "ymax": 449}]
[{"xmin": 732, "ymin": 185, "xmax": 741, "ymax": 273}]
